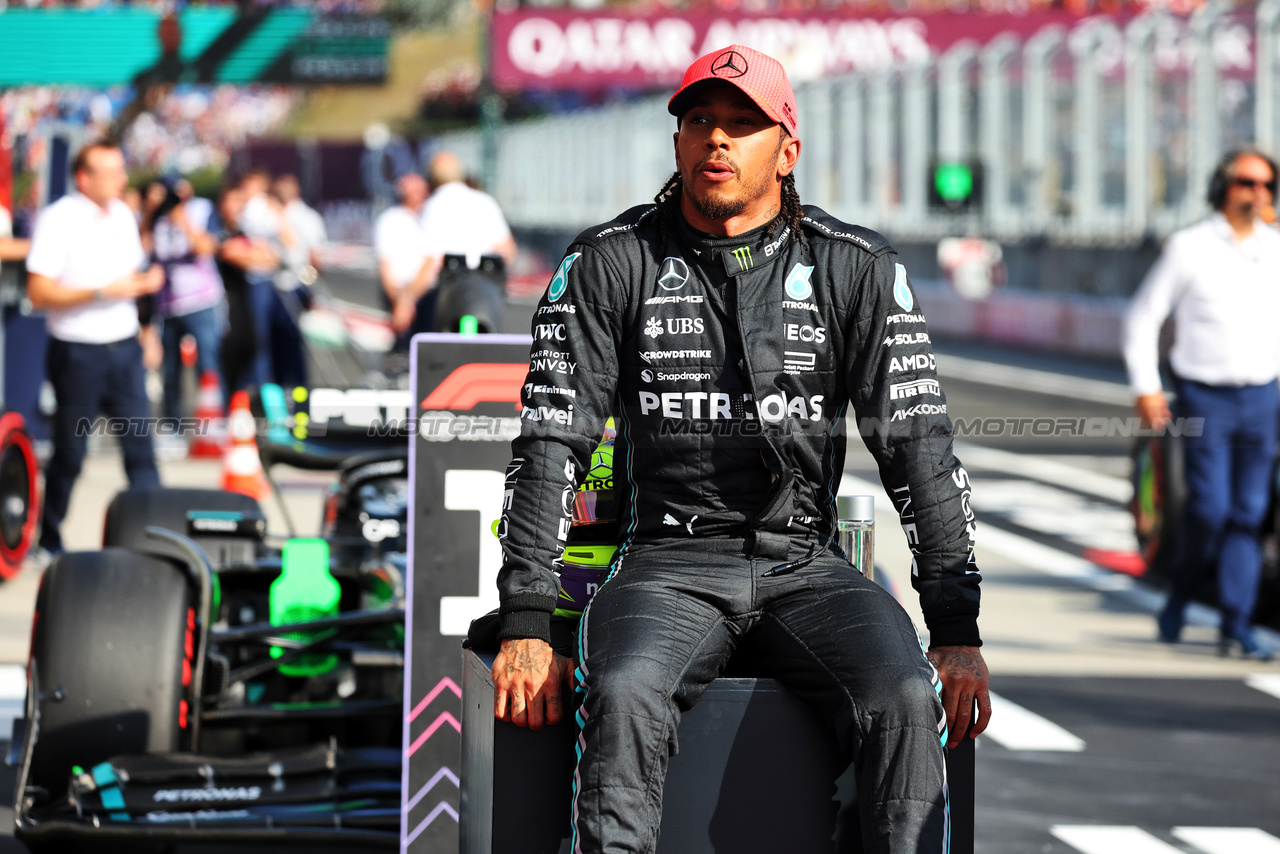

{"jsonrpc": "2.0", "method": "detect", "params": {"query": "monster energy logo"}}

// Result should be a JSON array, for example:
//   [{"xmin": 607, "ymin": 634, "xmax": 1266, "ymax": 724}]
[{"xmin": 730, "ymin": 246, "xmax": 753, "ymax": 271}]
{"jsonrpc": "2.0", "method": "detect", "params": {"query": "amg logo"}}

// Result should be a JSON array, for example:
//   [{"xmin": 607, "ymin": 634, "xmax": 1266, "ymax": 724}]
[
  {"xmin": 645, "ymin": 295, "xmax": 705, "ymax": 305},
  {"xmin": 889, "ymin": 379, "xmax": 941, "ymax": 400},
  {"xmin": 889, "ymin": 353, "xmax": 936, "ymax": 373}
]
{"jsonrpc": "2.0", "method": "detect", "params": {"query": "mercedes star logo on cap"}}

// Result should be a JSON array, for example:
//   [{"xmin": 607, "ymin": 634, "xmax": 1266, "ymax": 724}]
[
  {"xmin": 658, "ymin": 257, "xmax": 691, "ymax": 290},
  {"xmin": 710, "ymin": 50, "xmax": 748, "ymax": 78}
]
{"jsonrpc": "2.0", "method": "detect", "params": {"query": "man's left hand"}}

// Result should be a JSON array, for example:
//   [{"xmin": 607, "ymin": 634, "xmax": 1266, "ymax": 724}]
[{"xmin": 926, "ymin": 645, "xmax": 991, "ymax": 749}]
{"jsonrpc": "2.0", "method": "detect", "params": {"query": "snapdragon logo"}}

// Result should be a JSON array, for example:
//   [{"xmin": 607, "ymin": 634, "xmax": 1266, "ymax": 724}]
[{"xmin": 547, "ymin": 252, "xmax": 582, "ymax": 302}]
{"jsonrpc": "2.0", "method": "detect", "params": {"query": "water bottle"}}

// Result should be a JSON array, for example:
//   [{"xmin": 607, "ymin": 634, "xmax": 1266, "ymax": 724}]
[{"xmin": 837, "ymin": 495, "xmax": 875, "ymax": 576}]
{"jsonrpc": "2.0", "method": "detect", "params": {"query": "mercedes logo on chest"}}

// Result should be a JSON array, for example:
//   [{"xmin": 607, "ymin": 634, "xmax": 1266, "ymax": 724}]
[
  {"xmin": 657, "ymin": 257, "xmax": 691, "ymax": 291},
  {"xmin": 711, "ymin": 50, "xmax": 748, "ymax": 78}
]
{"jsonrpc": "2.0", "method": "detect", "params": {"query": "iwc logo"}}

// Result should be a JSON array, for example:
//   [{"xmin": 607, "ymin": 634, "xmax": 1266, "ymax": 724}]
[
  {"xmin": 711, "ymin": 50, "xmax": 748, "ymax": 78},
  {"xmin": 657, "ymin": 257, "xmax": 690, "ymax": 291}
]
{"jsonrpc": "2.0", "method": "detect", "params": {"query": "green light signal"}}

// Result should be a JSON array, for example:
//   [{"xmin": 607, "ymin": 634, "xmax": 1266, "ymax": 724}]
[{"xmin": 934, "ymin": 162, "xmax": 974, "ymax": 203}]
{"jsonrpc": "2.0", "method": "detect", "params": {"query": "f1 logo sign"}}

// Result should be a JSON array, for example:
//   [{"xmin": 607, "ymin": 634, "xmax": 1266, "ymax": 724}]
[{"xmin": 420, "ymin": 363, "xmax": 528, "ymax": 411}]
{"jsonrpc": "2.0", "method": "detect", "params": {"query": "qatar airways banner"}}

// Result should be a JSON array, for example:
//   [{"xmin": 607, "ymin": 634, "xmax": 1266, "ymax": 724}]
[{"xmin": 491, "ymin": 9, "xmax": 1255, "ymax": 91}]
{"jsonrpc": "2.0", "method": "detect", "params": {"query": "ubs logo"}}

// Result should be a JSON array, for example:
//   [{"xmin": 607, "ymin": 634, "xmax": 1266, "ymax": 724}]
[
  {"xmin": 711, "ymin": 50, "xmax": 748, "ymax": 78},
  {"xmin": 658, "ymin": 257, "xmax": 690, "ymax": 291}
]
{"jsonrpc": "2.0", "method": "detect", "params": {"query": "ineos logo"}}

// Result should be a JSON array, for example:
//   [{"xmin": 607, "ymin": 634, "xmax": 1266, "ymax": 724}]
[{"xmin": 711, "ymin": 50, "xmax": 748, "ymax": 78}]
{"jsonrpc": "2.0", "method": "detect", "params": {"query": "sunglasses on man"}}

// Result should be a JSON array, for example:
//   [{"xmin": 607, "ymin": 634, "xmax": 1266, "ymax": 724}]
[{"xmin": 1232, "ymin": 177, "xmax": 1277, "ymax": 192}]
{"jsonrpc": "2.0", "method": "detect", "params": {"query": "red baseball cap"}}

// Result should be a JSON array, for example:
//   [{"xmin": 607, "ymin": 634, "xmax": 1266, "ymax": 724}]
[{"xmin": 668, "ymin": 45, "xmax": 798, "ymax": 137}]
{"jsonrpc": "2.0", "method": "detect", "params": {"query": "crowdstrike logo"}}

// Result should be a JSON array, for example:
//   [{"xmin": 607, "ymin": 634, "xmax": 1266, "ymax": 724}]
[
  {"xmin": 711, "ymin": 50, "xmax": 748, "ymax": 78},
  {"xmin": 639, "ymin": 349, "xmax": 712, "ymax": 363},
  {"xmin": 657, "ymin": 257, "xmax": 690, "ymax": 291}
]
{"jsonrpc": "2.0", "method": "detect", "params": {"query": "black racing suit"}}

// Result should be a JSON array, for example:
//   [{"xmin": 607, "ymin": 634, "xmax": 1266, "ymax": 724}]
[{"xmin": 497, "ymin": 205, "xmax": 979, "ymax": 853}]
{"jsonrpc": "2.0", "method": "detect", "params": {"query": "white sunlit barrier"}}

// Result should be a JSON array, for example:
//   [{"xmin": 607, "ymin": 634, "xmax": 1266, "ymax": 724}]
[{"xmin": 441, "ymin": 0, "xmax": 1280, "ymax": 247}]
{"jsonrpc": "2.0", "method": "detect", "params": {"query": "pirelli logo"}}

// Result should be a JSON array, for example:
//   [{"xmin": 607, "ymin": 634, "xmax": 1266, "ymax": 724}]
[{"xmin": 889, "ymin": 379, "xmax": 941, "ymax": 400}]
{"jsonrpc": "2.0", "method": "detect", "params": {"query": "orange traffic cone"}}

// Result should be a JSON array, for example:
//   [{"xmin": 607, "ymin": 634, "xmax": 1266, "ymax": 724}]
[
  {"xmin": 188, "ymin": 370, "xmax": 225, "ymax": 459},
  {"xmin": 221, "ymin": 390, "xmax": 269, "ymax": 500}
]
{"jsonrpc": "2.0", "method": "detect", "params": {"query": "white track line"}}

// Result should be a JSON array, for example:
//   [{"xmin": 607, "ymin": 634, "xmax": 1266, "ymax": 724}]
[
  {"xmin": 1173, "ymin": 827, "xmax": 1280, "ymax": 854},
  {"xmin": 0, "ymin": 663, "xmax": 26, "ymax": 742},
  {"xmin": 936, "ymin": 354, "xmax": 1135, "ymax": 406},
  {"xmin": 1244, "ymin": 674, "xmax": 1280, "ymax": 702},
  {"xmin": 985, "ymin": 692, "xmax": 1085, "ymax": 751},
  {"xmin": 1051, "ymin": 825, "xmax": 1183, "ymax": 854},
  {"xmin": 954, "ymin": 442, "xmax": 1132, "ymax": 504},
  {"xmin": 837, "ymin": 474, "xmax": 1280, "ymax": 654}
]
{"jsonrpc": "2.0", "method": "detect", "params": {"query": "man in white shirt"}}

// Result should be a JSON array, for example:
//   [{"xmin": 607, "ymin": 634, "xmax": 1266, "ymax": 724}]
[
  {"xmin": 391, "ymin": 151, "xmax": 517, "ymax": 336},
  {"xmin": 271, "ymin": 173, "xmax": 327, "ymax": 387},
  {"xmin": 26, "ymin": 142, "xmax": 164, "ymax": 558},
  {"xmin": 373, "ymin": 173, "xmax": 429, "ymax": 348},
  {"xmin": 1124, "ymin": 149, "xmax": 1280, "ymax": 661}
]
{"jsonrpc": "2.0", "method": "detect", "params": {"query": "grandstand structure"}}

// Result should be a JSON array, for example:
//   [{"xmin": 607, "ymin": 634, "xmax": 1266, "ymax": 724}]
[{"xmin": 441, "ymin": 0, "xmax": 1280, "ymax": 246}]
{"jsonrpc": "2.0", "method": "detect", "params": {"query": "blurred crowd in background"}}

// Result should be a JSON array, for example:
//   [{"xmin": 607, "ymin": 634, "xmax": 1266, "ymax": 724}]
[
  {"xmin": 0, "ymin": 0, "xmax": 385, "ymax": 11},
  {"xmin": 2, "ymin": 86, "xmax": 298, "ymax": 226}
]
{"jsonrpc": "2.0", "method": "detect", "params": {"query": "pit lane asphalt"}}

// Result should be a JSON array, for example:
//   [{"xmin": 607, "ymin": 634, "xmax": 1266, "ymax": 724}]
[{"xmin": 2, "ymin": 288, "xmax": 1278, "ymax": 852}]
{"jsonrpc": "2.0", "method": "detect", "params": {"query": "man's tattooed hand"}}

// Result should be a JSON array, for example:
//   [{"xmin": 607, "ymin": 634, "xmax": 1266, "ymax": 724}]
[
  {"xmin": 926, "ymin": 645, "xmax": 992, "ymax": 749},
  {"xmin": 492, "ymin": 638, "xmax": 576, "ymax": 730}
]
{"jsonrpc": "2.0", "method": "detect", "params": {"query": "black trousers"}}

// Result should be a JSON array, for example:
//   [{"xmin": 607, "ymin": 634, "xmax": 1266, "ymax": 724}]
[
  {"xmin": 40, "ymin": 336, "xmax": 160, "ymax": 552},
  {"xmin": 571, "ymin": 538, "xmax": 949, "ymax": 854}
]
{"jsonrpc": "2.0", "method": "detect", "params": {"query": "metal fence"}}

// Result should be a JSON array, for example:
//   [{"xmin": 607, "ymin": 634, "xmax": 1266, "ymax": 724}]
[{"xmin": 441, "ymin": 0, "xmax": 1280, "ymax": 244}]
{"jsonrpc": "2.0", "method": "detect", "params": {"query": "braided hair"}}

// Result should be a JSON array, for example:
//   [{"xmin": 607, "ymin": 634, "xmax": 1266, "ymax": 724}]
[{"xmin": 654, "ymin": 130, "xmax": 807, "ymax": 253}]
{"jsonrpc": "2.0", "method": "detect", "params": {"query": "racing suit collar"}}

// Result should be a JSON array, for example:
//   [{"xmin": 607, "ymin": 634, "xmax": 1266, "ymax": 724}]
[{"xmin": 674, "ymin": 213, "xmax": 790, "ymax": 277}]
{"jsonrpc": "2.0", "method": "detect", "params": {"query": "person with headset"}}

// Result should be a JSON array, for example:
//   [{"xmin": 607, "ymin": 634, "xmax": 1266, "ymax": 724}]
[{"xmin": 1124, "ymin": 149, "xmax": 1280, "ymax": 661}]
